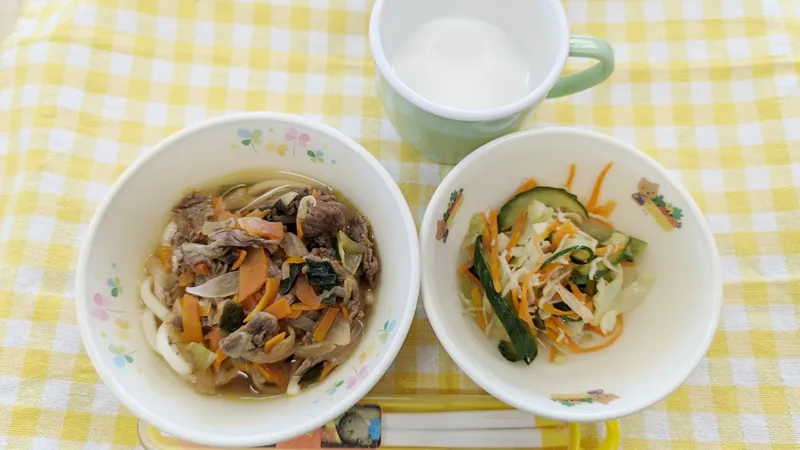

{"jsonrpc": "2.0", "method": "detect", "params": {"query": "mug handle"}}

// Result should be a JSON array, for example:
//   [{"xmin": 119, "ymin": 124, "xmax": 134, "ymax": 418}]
[{"xmin": 547, "ymin": 36, "xmax": 615, "ymax": 99}]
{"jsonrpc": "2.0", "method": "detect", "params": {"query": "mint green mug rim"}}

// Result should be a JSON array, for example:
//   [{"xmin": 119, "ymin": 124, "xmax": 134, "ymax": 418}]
[{"xmin": 369, "ymin": 0, "xmax": 613, "ymax": 123}]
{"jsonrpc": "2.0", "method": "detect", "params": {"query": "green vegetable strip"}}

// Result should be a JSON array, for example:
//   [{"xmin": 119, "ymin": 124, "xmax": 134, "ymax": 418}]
[
  {"xmin": 539, "ymin": 245, "xmax": 593, "ymax": 269},
  {"xmin": 472, "ymin": 237, "xmax": 538, "ymax": 364}
]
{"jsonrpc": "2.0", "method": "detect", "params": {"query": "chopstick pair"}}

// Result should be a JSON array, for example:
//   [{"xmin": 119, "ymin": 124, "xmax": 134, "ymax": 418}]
[{"xmin": 139, "ymin": 405, "xmax": 570, "ymax": 449}]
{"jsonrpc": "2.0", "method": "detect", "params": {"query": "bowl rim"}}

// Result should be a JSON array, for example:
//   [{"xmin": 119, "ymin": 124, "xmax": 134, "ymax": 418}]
[
  {"xmin": 420, "ymin": 127, "xmax": 722, "ymax": 422},
  {"xmin": 75, "ymin": 112, "xmax": 421, "ymax": 447}
]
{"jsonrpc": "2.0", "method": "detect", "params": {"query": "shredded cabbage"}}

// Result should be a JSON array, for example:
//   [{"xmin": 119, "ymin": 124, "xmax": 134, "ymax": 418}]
[{"xmin": 591, "ymin": 266, "xmax": 624, "ymax": 326}]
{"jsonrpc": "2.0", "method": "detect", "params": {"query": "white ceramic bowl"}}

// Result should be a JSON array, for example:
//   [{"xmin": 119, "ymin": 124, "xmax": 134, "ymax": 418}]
[
  {"xmin": 76, "ymin": 113, "xmax": 419, "ymax": 447},
  {"xmin": 420, "ymin": 128, "xmax": 721, "ymax": 422}
]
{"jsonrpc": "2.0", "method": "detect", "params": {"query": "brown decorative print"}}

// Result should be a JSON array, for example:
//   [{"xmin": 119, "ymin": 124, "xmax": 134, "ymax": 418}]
[
  {"xmin": 632, "ymin": 178, "xmax": 683, "ymax": 231},
  {"xmin": 436, "ymin": 188, "xmax": 464, "ymax": 243}
]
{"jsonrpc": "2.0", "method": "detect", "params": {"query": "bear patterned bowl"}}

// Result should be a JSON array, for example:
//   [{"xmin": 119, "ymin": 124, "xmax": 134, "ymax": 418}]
[
  {"xmin": 420, "ymin": 128, "xmax": 721, "ymax": 422},
  {"xmin": 76, "ymin": 113, "xmax": 419, "ymax": 447}
]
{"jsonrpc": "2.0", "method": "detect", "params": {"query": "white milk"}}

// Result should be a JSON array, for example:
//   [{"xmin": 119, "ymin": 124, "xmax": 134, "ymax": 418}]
[{"xmin": 391, "ymin": 17, "xmax": 532, "ymax": 111}]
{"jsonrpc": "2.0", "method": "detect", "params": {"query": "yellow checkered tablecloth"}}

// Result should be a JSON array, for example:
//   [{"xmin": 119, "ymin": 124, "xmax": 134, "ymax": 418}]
[{"xmin": 0, "ymin": 0, "xmax": 798, "ymax": 447}]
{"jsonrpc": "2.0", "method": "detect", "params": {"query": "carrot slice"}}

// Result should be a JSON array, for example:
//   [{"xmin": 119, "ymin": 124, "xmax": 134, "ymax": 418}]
[
  {"xmin": 286, "ymin": 309, "xmax": 302, "ymax": 318},
  {"xmin": 295, "ymin": 275, "xmax": 320, "ymax": 309},
  {"xmin": 156, "ymin": 247, "xmax": 173, "ymax": 272},
  {"xmin": 470, "ymin": 288, "xmax": 486, "ymax": 331},
  {"xmin": 291, "ymin": 302, "xmax": 320, "ymax": 312},
  {"xmin": 256, "ymin": 363, "xmax": 288, "ymax": 387},
  {"xmin": 577, "ymin": 316, "xmax": 624, "ymax": 353},
  {"xmin": 178, "ymin": 270, "xmax": 195, "ymax": 287},
  {"xmin": 210, "ymin": 327, "xmax": 227, "ymax": 370},
  {"xmin": 180, "ymin": 295, "xmax": 204, "ymax": 343},
  {"xmin": 320, "ymin": 362, "xmax": 337, "ymax": 382},
  {"xmin": 504, "ymin": 212, "xmax": 528, "ymax": 261},
  {"xmin": 593, "ymin": 200, "xmax": 617, "ymax": 217},
  {"xmin": 565, "ymin": 164, "xmax": 576, "ymax": 191},
  {"xmin": 313, "ymin": 307, "xmax": 339, "ymax": 342},
  {"xmin": 244, "ymin": 278, "xmax": 280, "ymax": 322},
  {"xmin": 587, "ymin": 162, "xmax": 614, "ymax": 212},
  {"xmin": 263, "ymin": 332, "xmax": 286, "ymax": 353},
  {"xmin": 341, "ymin": 307, "xmax": 350, "ymax": 321},
  {"xmin": 239, "ymin": 247, "xmax": 267, "ymax": 300},
  {"xmin": 264, "ymin": 297, "xmax": 292, "ymax": 319},
  {"xmin": 246, "ymin": 209, "xmax": 268, "ymax": 218},
  {"xmin": 237, "ymin": 217, "xmax": 285, "ymax": 240},
  {"xmin": 513, "ymin": 178, "xmax": 538, "ymax": 196},
  {"xmin": 231, "ymin": 250, "xmax": 247, "ymax": 270}
]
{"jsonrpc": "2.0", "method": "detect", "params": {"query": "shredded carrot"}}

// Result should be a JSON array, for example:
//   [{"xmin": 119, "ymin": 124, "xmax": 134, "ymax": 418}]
[
  {"xmin": 593, "ymin": 200, "xmax": 617, "ymax": 217},
  {"xmin": 565, "ymin": 164, "xmax": 576, "ymax": 191},
  {"xmin": 295, "ymin": 275, "xmax": 320, "ymax": 309},
  {"xmin": 549, "ymin": 345, "xmax": 558, "ymax": 363},
  {"xmin": 457, "ymin": 263, "xmax": 472, "ymax": 275},
  {"xmin": 285, "ymin": 256, "xmax": 305, "ymax": 265},
  {"xmin": 504, "ymin": 212, "xmax": 528, "ymax": 261},
  {"xmin": 180, "ymin": 295, "xmax": 204, "ymax": 343},
  {"xmin": 264, "ymin": 297, "xmax": 292, "ymax": 319},
  {"xmin": 585, "ymin": 323, "xmax": 607, "ymax": 336},
  {"xmin": 178, "ymin": 270, "xmax": 195, "ymax": 287},
  {"xmin": 244, "ymin": 278, "xmax": 280, "ymax": 322},
  {"xmin": 463, "ymin": 271, "xmax": 483, "ymax": 291},
  {"xmin": 156, "ymin": 247, "xmax": 173, "ymax": 272},
  {"xmin": 511, "ymin": 288, "xmax": 520, "ymax": 311},
  {"xmin": 540, "ymin": 263, "xmax": 563, "ymax": 279},
  {"xmin": 231, "ymin": 250, "xmax": 247, "ymax": 270},
  {"xmin": 296, "ymin": 219, "xmax": 304, "ymax": 239},
  {"xmin": 518, "ymin": 296, "xmax": 534, "ymax": 332},
  {"xmin": 320, "ymin": 362, "xmax": 337, "ymax": 382},
  {"xmin": 513, "ymin": 178, "xmax": 538, "ymax": 196},
  {"xmin": 621, "ymin": 260, "xmax": 635, "ymax": 267},
  {"xmin": 587, "ymin": 162, "xmax": 614, "ymax": 212},
  {"xmin": 239, "ymin": 247, "xmax": 267, "ymax": 300},
  {"xmin": 594, "ymin": 245, "xmax": 615, "ymax": 256},
  {"xmin": 480, "ymin": 213, "xmax": 491, "ymax": 251},
  {"xmin": 520, "ymin": 271, "xmax": 535, "ymax": 313},
  {"xmin": 536, "ymin": 221, "xmax": 561, "ymax": 241},
  {"xmin": 237, "ymin": 217, "xmax": 285, "ymax": 240},
  {"xmin": 470, "ymin": 288, "xmax": 486, "ymax": 331},
  {"xmin": 569, "ymin": 283, "xmax": 583, "ymax": 298},
  {"xmin": 342, "ymin": 307, "xmax": 349, "ymax": 321},
  {"xmin": 549, "ymin": 318, "xmax": 581, "ymax": 353},
  {"xmin": 263, "ymin": 331, "xmax": 286, "ymax": 353},
  {"xmin": 542, "ymin": 303, "xmax": 571, "ymax": 316},
  {"xmin": 193, "ymin": 263, "xmax": 210, "ymax": 276},
  {"xmin": 576, "ymin": 316, "xmax": 624, "ymax": 353},
  {"xmin": 313, "ymin": 307, "xmax": 339, "ymax": 342},
  {"xmin": 551, "ymin": 221, "xmax": 578, "ymax": 248},
  {"xmin": 544, "ymin": 329, "xmax": 560, "ymax": 342}
]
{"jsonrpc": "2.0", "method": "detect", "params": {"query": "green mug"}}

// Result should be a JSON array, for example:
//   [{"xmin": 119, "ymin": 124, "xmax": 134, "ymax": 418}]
[{"xmin": 369, "ymin": 0, "xmax": 614, "ymax": 165}]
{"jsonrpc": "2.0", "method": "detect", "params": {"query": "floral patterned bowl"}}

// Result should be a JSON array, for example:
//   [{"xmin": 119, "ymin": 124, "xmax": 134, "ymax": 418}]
[
  {"xmin": 75, "ymin": 113, "xmax": 419, "ymax": 447},
  {"xmin": 420, "ymin": 128, "xmax": 721, "ymax": 423}
]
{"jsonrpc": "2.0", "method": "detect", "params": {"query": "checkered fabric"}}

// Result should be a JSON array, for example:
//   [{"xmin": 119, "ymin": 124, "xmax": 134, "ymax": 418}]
[{"xmin": 0, "ymin": 0, "xmax": 798, "ymax": 447}]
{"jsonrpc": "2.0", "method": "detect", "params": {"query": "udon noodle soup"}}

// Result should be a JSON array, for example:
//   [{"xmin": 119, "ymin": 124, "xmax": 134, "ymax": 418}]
[{"xmin": 139, "ymin": 172, "xmax": 379, "ymax": 397}]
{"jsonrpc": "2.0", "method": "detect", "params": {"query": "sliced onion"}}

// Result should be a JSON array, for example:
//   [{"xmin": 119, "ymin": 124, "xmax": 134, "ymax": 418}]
[
  {"xmin": 185, "ymin": 271, "xmax": 239, "ymax": 298},
  {"xmin": 140, "ymin": 277, "xmax": 171, "ymax": 321},
  {"xmin": 238, "ymin": 186, "xmax": 295, "ymax": 213},
  {"xmin": 223, "ymin": 186, "xmax": 254, "ymax": 211},
  {"xmin": 142, "ymin": 309, "xmax": 158, "ymax": 352},
  {"xmin": 295, "ymin": 342, "xmax": 336, "ymax": 358},
  {"xmin": 286, "ymin": 316, "xmax": 316, "ymax": 333},
  {"xmin": 201, "ymin": 218, "xmax": 235, "ymax": 236},
  {"xmin": 325, "ymin": 316, "xmax": 351, "ymax": 346},
  {"xmin": 296, "ymin": 196, "xmax": 316, "ymax": 220},
  {"xmin": 328, "ymin": 319, "xmax": 365, "ymax": 366},
  {"xmin": 156, "ymin": 323, "xmax": 192, "ymax": 376},
  {"xmin": 276, "ymin": 191, "xmax": 299, "ymax": 207},
  {"xmin": 248, "ymin": 179, "xmax": 306, "ymax": 196},
  {"xmin": 280, "ymin": 232, "xmax": 309, "ymax": 257},
  {"xmin": 286, "ymin": 375, "xmax": 301, "ymax": 396},
  {"xmin": 161, "ymin": 221, "xmax": 177, "ymax": 246}
]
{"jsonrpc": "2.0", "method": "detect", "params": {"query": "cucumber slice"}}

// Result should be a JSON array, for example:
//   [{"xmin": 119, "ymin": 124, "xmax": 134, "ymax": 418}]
[
  {"xmin": 499, "ymin": 187, "xmax": 588, "ymax": 231},
  {"xmin": 540, "ymin": 245, "xmax": 595, "ymax": 268},
  {"xmin": 562, "ymin": 235, "xmax": 595, "ymax": 264},
  {"xmin": 578, "ymin": 217, "xmax": 614, "ymax": 241},
  {"xmin": 622, "ymin": 236, "xmax": 648, "ymax": 262},
  {"xmin": 601, "ymin": 232, "xmax": 630, "ymax": 265}
]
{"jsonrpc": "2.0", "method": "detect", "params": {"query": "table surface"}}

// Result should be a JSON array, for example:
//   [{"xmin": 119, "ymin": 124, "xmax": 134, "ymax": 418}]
[{"xmin": 1, "ymin": 0, "xmax": 799, "ymax": 448}]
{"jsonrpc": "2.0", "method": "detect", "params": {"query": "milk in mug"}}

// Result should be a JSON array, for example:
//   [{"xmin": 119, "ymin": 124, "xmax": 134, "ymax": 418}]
[{"xmin": 391, "ymin": 17, "xmax": 532, "ymax": 111}]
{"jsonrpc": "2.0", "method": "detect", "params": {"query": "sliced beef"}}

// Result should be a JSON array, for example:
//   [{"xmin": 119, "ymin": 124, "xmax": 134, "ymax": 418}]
[
  {"xmin": 346, "ymin": 214, "xmax": 379, "ymax": 288},
  {"xmin": 307, "ymin": 252, "xmax": 351, "ymax": 281},
  {"xmin": 219, "ymin": 312, "xmax": 280, "ymax": 358},
  {"xmin": 302, "ymin": 200, "xmax": 346, "ymax": 238},
  {"xmin": 267, "ymin": 187, "xmax": 309, "ymax": 223},
  {"xmin": 172, "ymin": 193, "xmax": 213, "ymax": 245},
  {"xmin": 208, "ymin": 229, "xmax": 275, "ymax": 248}
]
